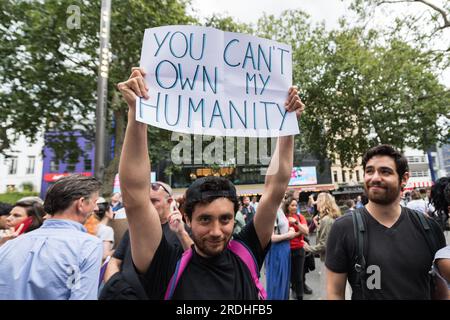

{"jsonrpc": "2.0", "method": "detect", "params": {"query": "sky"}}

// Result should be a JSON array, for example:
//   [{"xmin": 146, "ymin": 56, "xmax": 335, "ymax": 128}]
[
  {"xmin": 190, "ymin": 0, "xmax": 450, "ymax": 87},
  {"xmin": 190, "ymin": 0, "xmax": 352, "ymax": 29}
]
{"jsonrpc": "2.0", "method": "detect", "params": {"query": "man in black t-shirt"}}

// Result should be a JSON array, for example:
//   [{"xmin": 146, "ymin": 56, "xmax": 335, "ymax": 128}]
[
  {"xmin": 99, "ymin": 182, "xmax": 192, "ymax": 299},
  {"xmin": 116, "ymin": 68, "xmax": 305, "ymax": 299},
  {"xmin": 326, "ymin": 145, "xmax": 446, "ymax": 300},
  {"xmin": 100, "ymin": 221, "xmax": 190, "ymax": 299}
]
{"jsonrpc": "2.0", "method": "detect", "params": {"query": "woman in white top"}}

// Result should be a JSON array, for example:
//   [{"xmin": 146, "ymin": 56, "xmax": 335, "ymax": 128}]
[
  {"xmin": 406, "ymin": 190, "xmax": 428, "ymax": 215},
  {"xmin": 94, "ymin": 197, "xmax": 115, "ymax": 261},
  {"xmin": 433, "ymin": 246, "xmax": 450, "ymax": 300}
]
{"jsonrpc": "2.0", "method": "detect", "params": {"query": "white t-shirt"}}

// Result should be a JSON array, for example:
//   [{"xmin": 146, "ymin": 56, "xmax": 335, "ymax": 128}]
[
  {"xmin": 96, "ymin": 223, "xmax": 114, "ymax": 248},
  {"xmin": 406, "ymin": 199, "xmax": 428, "ymax": 215},
  {"xmin": 434, "ymin": 246, "xmax": 450, "ymax": 289},
  {"xmin": 275, "ymin": 209, "xmax": 289, "ymax": 234}
]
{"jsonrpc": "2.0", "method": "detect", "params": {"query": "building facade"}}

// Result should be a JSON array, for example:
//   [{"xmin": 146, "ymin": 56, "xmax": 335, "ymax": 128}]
[
  {"xmin": 40, "ymin": 132, "xmax": 95, "ymax": 199},
  {"xmin": 0, "ymin": 135, "xmax": 44, "ymax": 193},
  {"xmin": 403, "ymin": 147, "xmax": 437, "ymax": 191},
  {"xmin": 166, "ymin": 142, "xmax": 335, "ymax": 197},
  {"xmin": 330, "ymin": 157, "xmax": 365, "ymax": 200}
]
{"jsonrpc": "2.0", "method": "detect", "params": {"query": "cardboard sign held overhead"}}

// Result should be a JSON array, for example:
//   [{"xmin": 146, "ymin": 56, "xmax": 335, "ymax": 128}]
[{"xmin": 137, "ymin": 25, "xmax": 299, "ymax": 137}]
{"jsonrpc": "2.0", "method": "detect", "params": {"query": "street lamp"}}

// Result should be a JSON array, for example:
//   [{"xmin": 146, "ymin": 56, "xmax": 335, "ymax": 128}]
[{"xmin": 94, "ymin": 0, "xmax": 111, "ymax": 181}]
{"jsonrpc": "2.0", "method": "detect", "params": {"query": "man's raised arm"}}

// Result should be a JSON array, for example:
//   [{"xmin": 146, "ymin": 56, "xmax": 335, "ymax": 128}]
[
  {"xmin": 254, "ymin": 86, "xmax": 305, "ymax": 249},
  {"xmin": 117, "ymin": 68, "xmax": 162, "ymax": 274}
]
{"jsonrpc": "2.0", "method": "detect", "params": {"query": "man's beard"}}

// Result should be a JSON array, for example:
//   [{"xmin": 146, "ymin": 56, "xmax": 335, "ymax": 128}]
[
  {"xmin": 365, "ymin": 182, "xmax": 402, "ymax": 205},
  {"xmin": 192, "ymin": 233, "xmax": 231, "ymax": 257}
]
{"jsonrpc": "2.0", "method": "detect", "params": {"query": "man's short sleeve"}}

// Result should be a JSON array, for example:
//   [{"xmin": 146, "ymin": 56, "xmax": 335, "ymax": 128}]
[
  {"xmin": 234, "ymin": 220, "xmax": 269, "ymax": 270},
  {"xmin": 325, "ymin": 216, "xmax": 352, "ymax": 274},
  {"xmin": 139, "ymin": 234, "xmax": 182, "ymax": 299}
]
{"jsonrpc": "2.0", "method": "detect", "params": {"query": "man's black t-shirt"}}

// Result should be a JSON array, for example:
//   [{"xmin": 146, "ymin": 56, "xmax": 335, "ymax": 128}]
[
  {"xmin": 140, "ymin": 220, "xmax": 268, "ymax": 300},
  {"xmin": 113, "ymin": 223, "xmax": 183, "ymax": 261},
  {"xmin": 113, "ymin": 229, "xmax": 130, "ymax": 260},
  {"xmin": 325, "ymin": 206, "xmax": 446, "ymax": 300},
  {"xmin": 102, "ymin": 223, "xmax": 185, "ymax": 299}
]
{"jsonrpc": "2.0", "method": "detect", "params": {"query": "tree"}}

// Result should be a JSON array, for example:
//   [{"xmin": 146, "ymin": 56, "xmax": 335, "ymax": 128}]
[
  {"xmin": 204, "ymin": 14, "xmax": 254, "ymax": 34},
  {"xmin": 257, "ymin": 10, "xmax": 450, "ymax": 167},
  {"xmin": 0, "ymin": 0, "xmax": 195, "ymax": 195},
  {"xmin": 347, "ymin": 0, "xmax": 450, "ymax": 68}
]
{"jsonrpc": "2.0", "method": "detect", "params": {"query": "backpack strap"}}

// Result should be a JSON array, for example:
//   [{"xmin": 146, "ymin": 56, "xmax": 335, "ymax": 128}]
[
  {"xmin": 408, "ymin": 208, "xmax": 445, "ymax": 299},
  {"xmin": 164, "ymin": 240, "xmax": 267, "ymax": 300},
  {"xmin": 228, "ymin": 240, "xmax": 267, "ymax": 300},
  {"xmin": 409, "ymin": 209, "xmax": 440, "ymax": 255},
  {"xmin": 352, "ymin": 208, "xmax": 367, "ymax": 299},
  {"xmin": 164, "ymin": 248, "xmax": 193, "ymax": 300}
]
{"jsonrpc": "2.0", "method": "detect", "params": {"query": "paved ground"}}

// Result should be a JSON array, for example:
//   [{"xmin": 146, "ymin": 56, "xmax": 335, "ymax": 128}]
[{"xmin": 261, "ymin": 230, "xmax": 450, "ymax": 300}]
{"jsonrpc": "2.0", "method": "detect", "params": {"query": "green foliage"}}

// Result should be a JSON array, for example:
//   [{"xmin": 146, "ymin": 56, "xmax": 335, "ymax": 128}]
[
  {"xmin": 0, "ymin": 192, "xmax": 39, "ymax": 204},
  {"xmin": 0, "ymin": 0, "xmax": 195, "ymax": 159},
  {"xmin": 346, "ymin": 0, "xmax": 450, "ymax": 68},
  {"xmin": 21, "ymin": 181, "xmax": 34, "ymax": 192},
  {"xmin": 258, "ymin": 10, "xmax": 449, "ymax": 166},
  {"xmin": 205, "ymin": 14, "xmax": 254, "ymax": 34},
  {"xmin": 1, "ymin": 1, "xmax": 448, "ymax": 184},
  {"xmin": 0, "ymin": 0, "xmax": 196, "ymax": 193}
]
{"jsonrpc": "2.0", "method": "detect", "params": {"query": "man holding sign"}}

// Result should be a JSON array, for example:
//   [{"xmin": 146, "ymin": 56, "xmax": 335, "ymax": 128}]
[
  {"xmin": 117, "ymin": 26, "xmax": 305, "ymax": 300},
  {"xmin": 136, "ymin": 25, "xmax": 299, "ymax": 137}
]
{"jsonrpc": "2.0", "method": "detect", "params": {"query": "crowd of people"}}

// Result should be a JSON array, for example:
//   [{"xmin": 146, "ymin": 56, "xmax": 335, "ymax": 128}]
[{"xmin": 0, "ymin": 68, "xmax": 449, "ymax": 300}]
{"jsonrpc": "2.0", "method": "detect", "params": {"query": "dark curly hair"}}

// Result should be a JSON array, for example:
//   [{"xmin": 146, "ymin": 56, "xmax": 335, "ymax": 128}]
[
  {"xmin": 430, "ymin": 177, "xmax": 449, "ymax": 229},
  {"xmin": 362, "ymin": 144, "xmax": 409, "ymax": 183},
  {"xmin": 183, "ymin": 176, "xmax": 239, "ymax": 221}
]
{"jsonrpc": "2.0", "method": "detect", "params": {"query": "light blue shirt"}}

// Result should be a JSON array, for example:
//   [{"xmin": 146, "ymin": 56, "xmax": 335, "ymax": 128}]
[{"xmin": 0, "ymin": 219, "xmax": 103, "ymax": 300}]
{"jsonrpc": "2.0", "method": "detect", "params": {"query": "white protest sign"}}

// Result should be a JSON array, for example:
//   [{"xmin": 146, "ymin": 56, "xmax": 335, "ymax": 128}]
[{"xmin": 137, "ymin": 25, "xmax": 299, "ymax": 137}]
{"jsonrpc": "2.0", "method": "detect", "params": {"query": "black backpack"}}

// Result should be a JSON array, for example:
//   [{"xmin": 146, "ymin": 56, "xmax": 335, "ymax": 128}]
[
  {"xmin": 99, "ymin": 245, "xmax": 149, "ymax": 300},
  {"xmin": 351, "ymin": 207, "xmax": 442, "ymax": 300}
]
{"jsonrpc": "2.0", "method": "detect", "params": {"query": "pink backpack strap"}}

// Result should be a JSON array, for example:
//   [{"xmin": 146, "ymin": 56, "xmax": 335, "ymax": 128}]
[
  {"xmin": 164, "ymin": 241, "xmax": 267, "ymax": 300},
  {"xmin": 228, "ymin": 240, "xmax": 267, "ymax": 300},
  {"xmin": 164, "ymin": 248, "xmax": 193, "ymax": 300}
]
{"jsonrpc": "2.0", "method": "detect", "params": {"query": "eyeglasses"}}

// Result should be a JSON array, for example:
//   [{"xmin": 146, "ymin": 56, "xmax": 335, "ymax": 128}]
[{"xmin": 151, "ymin": 182, "xmax": 172, "ymax": 196}]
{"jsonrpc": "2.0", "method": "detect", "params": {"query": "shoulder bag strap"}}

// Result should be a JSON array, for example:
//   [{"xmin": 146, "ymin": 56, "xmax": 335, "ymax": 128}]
[
  {"xmin": 352, "ymin": 208, "xmax": 367, "ymax": 299},
  {"xmin": 164, "ymin": 248, "xmax": 193, "ymax": 300},
  {"xmin": 228, "ymin": 240, "xmax": 267, "ymax": 300}
]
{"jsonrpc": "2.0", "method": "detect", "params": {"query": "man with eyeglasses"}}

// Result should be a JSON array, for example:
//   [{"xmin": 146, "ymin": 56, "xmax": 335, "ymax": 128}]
[{"xmin": 100, "ymin": 180, "xmax": 193, "ymax": 299}]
